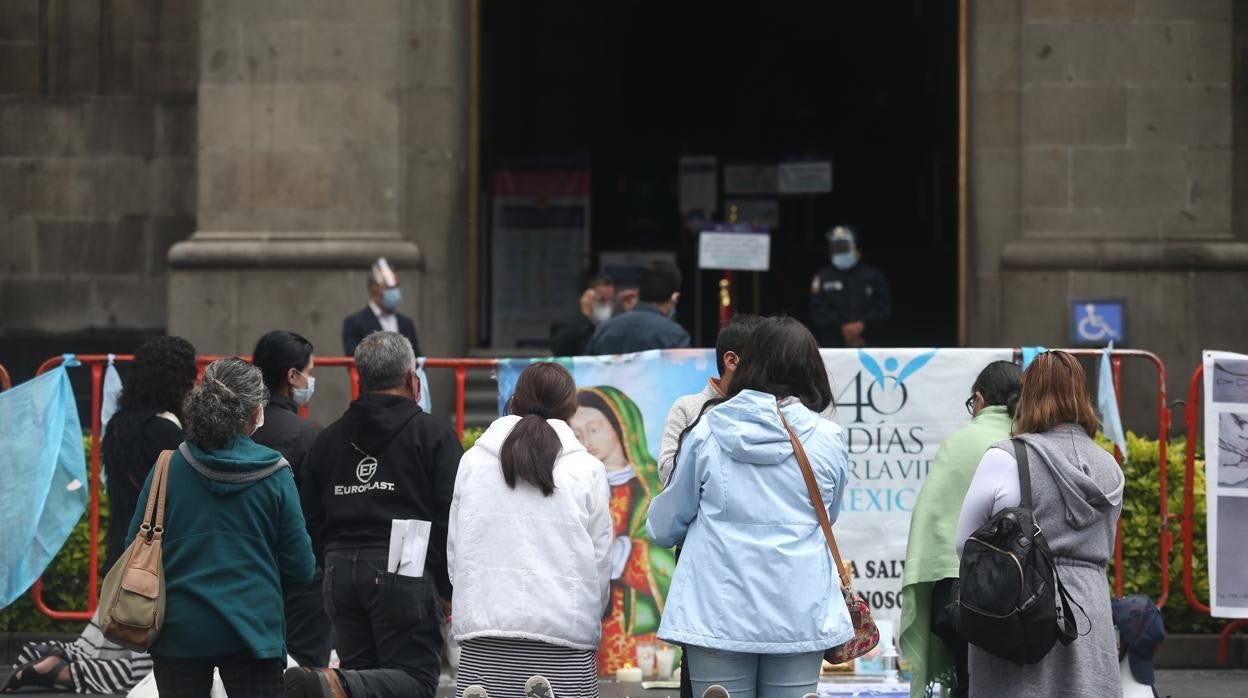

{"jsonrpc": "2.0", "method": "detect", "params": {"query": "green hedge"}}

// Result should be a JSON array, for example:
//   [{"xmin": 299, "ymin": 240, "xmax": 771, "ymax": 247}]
[{"xmin": 0, "ymin": 431, "xmax": 1221, "ymax": 634}]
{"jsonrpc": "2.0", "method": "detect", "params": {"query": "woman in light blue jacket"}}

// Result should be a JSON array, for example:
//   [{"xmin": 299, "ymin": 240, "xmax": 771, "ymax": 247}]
[{"xmin": 647, "ymin": 317, "xmax": 853, "ymax": 698}]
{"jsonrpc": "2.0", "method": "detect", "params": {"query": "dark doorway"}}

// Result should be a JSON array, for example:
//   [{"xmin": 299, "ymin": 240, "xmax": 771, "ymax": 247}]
[{"xmin": 481, "ymin": 1, "xmax": 959, "ymax": 348}]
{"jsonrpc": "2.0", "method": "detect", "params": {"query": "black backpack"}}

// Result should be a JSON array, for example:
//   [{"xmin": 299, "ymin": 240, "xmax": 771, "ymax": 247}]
[{"xmin": 955, "ymin": 438, "xmax": 1079, "ymax": 665}]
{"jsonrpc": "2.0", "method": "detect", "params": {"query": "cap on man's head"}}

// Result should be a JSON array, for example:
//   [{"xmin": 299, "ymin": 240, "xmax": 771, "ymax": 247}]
[
  {"xmin": 826, "ymin": 226, "xmax": 857, "ymax": 252},
  {"xmin": 371, "ymin": 257, "xmax": 398, "ymax": 287},
  {"xmin": 1112, "ymin": 594, "xmax": 1165, "ymax": 686}
]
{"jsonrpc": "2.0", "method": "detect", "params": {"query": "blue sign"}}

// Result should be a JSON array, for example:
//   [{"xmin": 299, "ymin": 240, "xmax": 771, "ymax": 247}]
[{"xmin": 1071, "ymin": 299, "xmax": 1126, "ymax": 346}]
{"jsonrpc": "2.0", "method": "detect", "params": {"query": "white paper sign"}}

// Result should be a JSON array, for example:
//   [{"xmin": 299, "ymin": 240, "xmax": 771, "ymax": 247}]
[
  {"xmin": 388, "ymin": 519, "xmax": 432, "ymax": 578},
  {"xmin": 778, "ymin": 160, "xmax": 833, "ymax": 194},
  {"xmin": 1203, "ymin": 350, "xmax": 1248, "ymax": 618},
  {"xmin": 698, "ymin": 231, "xmax": 770, "ymax": 271}
]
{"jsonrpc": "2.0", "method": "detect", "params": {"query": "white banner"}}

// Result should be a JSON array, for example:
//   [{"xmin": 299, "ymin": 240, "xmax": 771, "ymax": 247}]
[
  {"xmin": 823, "ymin": 348, "xmax": 1013, "ymax": 627},
  {"xmin": 1203, "ymin": 350, "xmax": 1248, "ymax": 618}
]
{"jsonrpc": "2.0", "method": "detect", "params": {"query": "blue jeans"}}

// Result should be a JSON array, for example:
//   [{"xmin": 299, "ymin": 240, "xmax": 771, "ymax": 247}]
[{"xmin": 684, "ymin": 645, "xmax": 824, "ymax": 698}]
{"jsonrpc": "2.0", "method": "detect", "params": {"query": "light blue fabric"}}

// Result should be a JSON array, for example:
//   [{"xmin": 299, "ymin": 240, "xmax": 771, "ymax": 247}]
[
  {"xmin": 646, "ymin": 389, "xmax": 855, "ymax": 653},
  {"xmin": 1099, "ymin": 341, "xmax": 1128, "ymax": 461},
  {"xmin": 0, "ymin": 364, "xmax": 88, "ymax": 609},
  {"xmin": 1021, "ymin": 346, "xmax": 1048, "ymax": 370},
  {"xmin": 684, "ymin": 645, "xmax": 824, "ymax": 698}
]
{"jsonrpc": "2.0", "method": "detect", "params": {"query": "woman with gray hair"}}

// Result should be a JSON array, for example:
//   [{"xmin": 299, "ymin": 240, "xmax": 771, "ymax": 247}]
[{"xmin": 125, "ymin": 357, "xmax": 315, "ymax": 698}]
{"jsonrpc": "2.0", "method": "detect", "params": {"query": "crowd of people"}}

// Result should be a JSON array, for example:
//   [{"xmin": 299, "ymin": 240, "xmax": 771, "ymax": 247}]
[{"xmin": 4, "ymin": 248, "xmax": 1130, "ymax": 698}]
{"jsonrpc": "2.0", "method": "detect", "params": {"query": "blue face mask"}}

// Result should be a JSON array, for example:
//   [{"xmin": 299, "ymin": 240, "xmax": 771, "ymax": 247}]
[
  {"xmin": 832, "ymin": 253, "xmax": 858, "ymax": 271},
  {"xmin": 381, "ymin": 287, "xmax": 402, "ymax": 311},
  {"xmin": 292, "ymin": 375, "xmax": 316, "ymax": 406}
]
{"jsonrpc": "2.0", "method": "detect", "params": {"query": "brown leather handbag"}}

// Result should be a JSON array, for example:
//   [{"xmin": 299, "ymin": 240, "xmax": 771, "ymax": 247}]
[
  {"xmin": 99, "ymin": 449, "xmax": 172, "ymax": 651},
  {"xmin": 779, "ymin": 409, "xmax": 880, "ymax": 664}
]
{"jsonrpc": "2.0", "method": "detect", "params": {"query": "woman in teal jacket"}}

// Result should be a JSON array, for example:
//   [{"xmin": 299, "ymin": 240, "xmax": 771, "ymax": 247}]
[
  {"xmin": 647, "ymin": 317, "xmax": 853, "ymax": 698},
  {"xmin": 127, "ymin": 357, "xmax": 314, "ymax": 698}
]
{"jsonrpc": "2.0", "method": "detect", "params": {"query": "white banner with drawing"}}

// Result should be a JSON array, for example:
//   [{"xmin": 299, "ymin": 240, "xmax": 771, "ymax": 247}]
[{"xmin": 1203, "ymin": 350, "xmax": 1248, "ymax": 618}]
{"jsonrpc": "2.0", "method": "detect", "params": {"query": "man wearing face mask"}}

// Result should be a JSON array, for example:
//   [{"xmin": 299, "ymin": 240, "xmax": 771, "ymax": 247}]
[
  {"xmin": 550, "ymin": 272, "xmax": 617, "ymax": 356},
  {"xmin": 809, "ymin": 225, "xmax": 892, "ymax": 348},
  {"xmin": 342, "ymin": 257, "xmax": 423, "ymax": 357},
  {"xmin": 290, "ymin": 331, "xmax": 462, "ymax": 698},
  {"xmin": 250, "ymin": 330, "xmax": 332, "ymax": 669},
  {"xmin": 585, "ymin": 260, "xmax": 690, "ymax": 355}
]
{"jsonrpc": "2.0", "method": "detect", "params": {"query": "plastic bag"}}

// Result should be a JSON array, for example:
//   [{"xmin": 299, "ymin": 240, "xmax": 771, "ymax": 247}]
[
  {"xmin": 0, "ymin": 364, "xmax": 89, "ymax": 609},
  {"xmin": 101, "ymin": 354, "xmax": 123, "ymax": 433}
]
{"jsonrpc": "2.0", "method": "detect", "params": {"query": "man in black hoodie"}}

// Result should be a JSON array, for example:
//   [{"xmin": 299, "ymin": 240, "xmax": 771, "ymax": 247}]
[{"xmin": 287, "ymin": 331, "xmax": 462, "ymax": 698}]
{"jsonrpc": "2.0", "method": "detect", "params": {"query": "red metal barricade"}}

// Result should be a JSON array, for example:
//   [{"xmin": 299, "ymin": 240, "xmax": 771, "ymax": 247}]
[
  {"xmin": 1015, "ymin": 348, "xmax": 1172, "ymax": 606},
  {"xmin": 30, "ymin": 353, "xmax": 498, "ymax": 621},
  {"xmin": 1182, "ymin": 363, "xmax": 1248, "ymax": 665}
]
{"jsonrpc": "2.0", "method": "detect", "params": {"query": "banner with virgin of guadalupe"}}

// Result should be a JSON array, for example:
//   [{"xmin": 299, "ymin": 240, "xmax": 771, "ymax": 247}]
[{"xmin": 497, "ymin": 347, "xmax": 1012, "ymax": 674}]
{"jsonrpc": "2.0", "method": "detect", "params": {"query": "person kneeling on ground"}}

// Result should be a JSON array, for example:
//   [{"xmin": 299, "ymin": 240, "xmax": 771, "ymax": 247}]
[{"xmin": 289, "ymin": 331, "xmax": 462, "ymax": 698}]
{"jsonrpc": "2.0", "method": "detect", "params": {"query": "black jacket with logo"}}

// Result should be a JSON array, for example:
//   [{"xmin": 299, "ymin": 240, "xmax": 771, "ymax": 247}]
[
  {"xmin": 809, "ymin": 262, "xmax": 893, "ymax": 347},
  {"xmin": 299, "ymin": 392, "xmax": 462, "ymax": 598}
]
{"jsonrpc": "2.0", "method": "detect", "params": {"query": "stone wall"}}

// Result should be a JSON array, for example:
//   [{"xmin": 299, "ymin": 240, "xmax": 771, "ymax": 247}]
[
  {"xmin": 0, "ymin": 0, "xmax": 198, "ymax": 336},
  {"xmin": 967, "ymin": 0, "xmax": 1246, "ymax": 431}
]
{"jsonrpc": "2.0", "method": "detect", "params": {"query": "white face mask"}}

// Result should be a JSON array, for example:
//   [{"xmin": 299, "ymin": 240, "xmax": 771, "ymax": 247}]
[
  {"xmin": 591, "ymin": 303, "xmax": 613, "ymax": 324},
  {"xmin": 251, "ymin": 406, "xmax": 265, "ymax": 435},
  {"xmin": 292, "ymin": 375, "xmax": 316, "ymax": 406}
]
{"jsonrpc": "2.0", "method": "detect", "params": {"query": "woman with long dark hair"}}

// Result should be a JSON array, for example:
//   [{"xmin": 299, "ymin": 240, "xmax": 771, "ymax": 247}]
[
  {"xmin": 249, "ymin": 330, "xmax": 330, "ymax": 669},
  {"xmin": 450, "ymin": 362, "xmax": 613, "ymax": 698},
  {"xmin": 900, "ymin": 360, "xmax": 1022, "ymax": 697},
  {"xmin": 955, "ymin": 351, "xmax": 1123, "ymax": 697},
  {"xmin": 647, "ymin": 317, "xmax": 853, "ymax": 698}
]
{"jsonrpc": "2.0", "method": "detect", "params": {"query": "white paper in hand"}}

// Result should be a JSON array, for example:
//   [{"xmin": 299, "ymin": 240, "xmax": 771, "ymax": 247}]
[{"xmin": 388, "ymin": 519, "xmax": 432, "ymax": 578}]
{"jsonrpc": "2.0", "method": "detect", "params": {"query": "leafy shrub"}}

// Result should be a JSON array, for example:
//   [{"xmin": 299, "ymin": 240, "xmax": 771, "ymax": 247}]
[
  {"xmin": 1102, "ymin": 431, "xmax": 1217, "ymax": 633},
  {"xmin": 461, "ymin": 426, "xmax": 484, "ymax": 450}
]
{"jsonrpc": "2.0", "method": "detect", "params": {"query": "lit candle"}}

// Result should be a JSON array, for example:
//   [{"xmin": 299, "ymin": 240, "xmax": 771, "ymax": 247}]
[{"xmin": 616, "ymin": 664, "xmax": 643, "ymax": 683}]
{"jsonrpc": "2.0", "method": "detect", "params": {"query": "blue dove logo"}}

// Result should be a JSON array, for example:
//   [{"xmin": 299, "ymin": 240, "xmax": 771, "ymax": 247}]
[{"xmin": 838, "ymin": 349, "xmax": 938, "ymax": 421}]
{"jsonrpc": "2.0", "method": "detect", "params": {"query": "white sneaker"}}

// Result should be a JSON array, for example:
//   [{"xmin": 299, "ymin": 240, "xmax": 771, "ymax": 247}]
[
  {"xmin": 462, "ymin": 686, "xmax": 489, "ymax": 698},
  {"xmin": 702, "ymin": 686, "xmax": 731, "ymax": 698},
  {"xmin": 524, "ymin": 675, "xmax": 556, "ymax": 698}
]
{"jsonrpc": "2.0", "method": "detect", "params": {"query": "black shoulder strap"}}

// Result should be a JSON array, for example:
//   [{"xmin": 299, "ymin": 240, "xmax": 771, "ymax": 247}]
[{"xmin": 1012, "ymin": 437, "xmax": 1033, "ymax": 510}]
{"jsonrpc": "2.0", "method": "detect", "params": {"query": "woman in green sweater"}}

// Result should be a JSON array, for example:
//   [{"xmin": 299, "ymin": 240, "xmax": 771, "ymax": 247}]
[
  {"xmin": 127, "ymin": 357, "xmax": 315, "ymax": 698},
  {"xmin": 899, "ymin": 360, "xmax": 1022, "ymax": 698}
]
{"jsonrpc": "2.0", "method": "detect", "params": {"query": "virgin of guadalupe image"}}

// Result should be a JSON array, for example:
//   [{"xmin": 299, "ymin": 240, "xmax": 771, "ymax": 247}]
[{"xmin": 570, "ymin": 386, "xmax": 676, "ymax": 675}]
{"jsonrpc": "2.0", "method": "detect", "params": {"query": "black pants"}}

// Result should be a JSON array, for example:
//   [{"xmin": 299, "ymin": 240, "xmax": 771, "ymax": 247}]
[
  {"xmin": 931, "ymin": 578, "xmax": 969, "ymax": 698},
  {"xmin": 287, "ymin": 566, "xmax": 333, "ymax": 667},
  {"xmin": 324, "ymin": 548, "xmax": 442, "ymax": 698},
  {"xmin": 152, "ymin": 652, "xmax": 282, "ymax": 698}
]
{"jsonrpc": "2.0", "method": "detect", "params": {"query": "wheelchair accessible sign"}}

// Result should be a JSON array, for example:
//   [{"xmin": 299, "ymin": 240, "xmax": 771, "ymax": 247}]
[{"xmin": 1071, "ymin": 299, "xmax": 1126, "ymax": 346}]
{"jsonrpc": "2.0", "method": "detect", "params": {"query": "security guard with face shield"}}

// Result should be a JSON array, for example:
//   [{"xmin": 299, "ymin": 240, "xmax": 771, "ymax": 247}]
[{"xmin": 809, "ymin": 225, "xmax": 892, "ymax": 347}]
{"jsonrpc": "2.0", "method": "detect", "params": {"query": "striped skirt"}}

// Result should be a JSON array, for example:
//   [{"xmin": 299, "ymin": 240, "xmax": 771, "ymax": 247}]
[
  {"xmin": 14, "ymin": 611, "xmax": 152, "ymax": 694},
  {"xmin": 456, "ymin": 637, "xmax": 599, "ymax": 697}
]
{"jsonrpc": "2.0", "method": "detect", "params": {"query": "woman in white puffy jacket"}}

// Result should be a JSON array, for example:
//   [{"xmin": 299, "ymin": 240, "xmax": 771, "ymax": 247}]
[{"xmin": 449, "ymin": 362, "xmax": 614, "ymax": 698}]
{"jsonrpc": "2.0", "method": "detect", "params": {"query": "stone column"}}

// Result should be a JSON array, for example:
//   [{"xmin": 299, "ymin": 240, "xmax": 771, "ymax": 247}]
[
  {"xmin": 169, "ymin": 0, "xmax": 468, "ymax": 419},
  {"xmin": 966, "ymin": 0, "xmax": 1248, "ymax": 429}
]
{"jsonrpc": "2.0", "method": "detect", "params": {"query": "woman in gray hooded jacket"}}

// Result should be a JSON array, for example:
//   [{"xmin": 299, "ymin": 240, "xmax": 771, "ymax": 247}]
[{"xmin": 955, "ymin": 351, "xmax": 1124, "ymax": 698}]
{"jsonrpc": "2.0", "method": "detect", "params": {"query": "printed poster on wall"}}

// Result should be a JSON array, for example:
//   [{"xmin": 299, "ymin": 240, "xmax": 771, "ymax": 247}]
[
  {"xmin": 1203, "ymin": 350, "xmax": 1248, "ymax": 618},
  {"xmin": 497, "ymin": 347, "xmax": 1013, "ymax": 673}
]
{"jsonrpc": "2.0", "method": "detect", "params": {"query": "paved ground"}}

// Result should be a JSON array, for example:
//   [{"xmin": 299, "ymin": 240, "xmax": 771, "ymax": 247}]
[{"xmin": 3, "ymin": 669, "xmax": 1247, "ymax": 696}]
